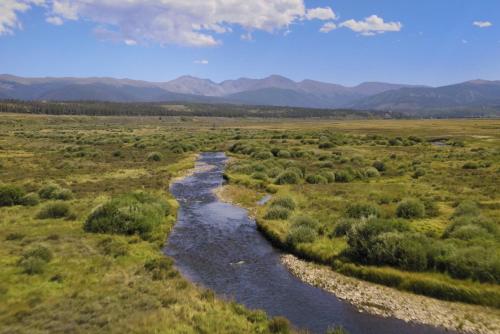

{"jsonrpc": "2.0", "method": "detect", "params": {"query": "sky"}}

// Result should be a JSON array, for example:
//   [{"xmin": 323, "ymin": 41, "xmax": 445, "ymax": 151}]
[{"xmin": 0, "ymin": 0, "xmax": 499, "ymax": 87}]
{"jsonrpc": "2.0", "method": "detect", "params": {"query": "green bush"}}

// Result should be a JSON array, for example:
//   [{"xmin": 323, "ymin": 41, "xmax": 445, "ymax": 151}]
[
  {"xmin": 36, "ymin": 202, "xmax": 72, "ymax": 219},
  {"xmin": 147, "ymin": 152, "xmax": 162, "ymax": 162},
  {"xmin": 20, "ymin": 192, "xmax": 40, "ymax": 206},
  {"xmin": 18, "ymin": 245, "xmax": 53, "ymax": 275},
  {"xmin": 345, "ymin": 203, "xmax": 379, "ymax": 219},
  {"xmin": 286, "ymin": 225, "xmax": 318, "ymax": 246},
  {"xmin": 84, "ymin": 192, "xmax": 170, "ymax": 238},
  {"xmin": 333, "ymin": 218, "xmax": 357, "ymax": 237},
  {"xmin": 270, "ymin": 196, "xmax": 296, "ymax": 210},
  {"xmin": 372, "ymin": 161, "xmax": 386, "ymax": 172},
  {"xmin": 38, "ymin": 184, "xmax": 73, "ymax": 200},
  {"xmin": 274, "ymin": 170, "xmax": 300, "ymax": 185},
  {"xmin": 0, "ymin": 185, "xmax": 24, "ymax": 206},
  {"xmin": 452, "ymin": 200, "xmax": 480, "ymax": 218},
  {"xmin": 396, "ymin": 198, "xmax": 425, "ymax": 219},
  {"xmin": 254, "ymin": 151, "xmax": 273, "ymax": 160},
  {"xmin": 252, "ymin": 172, "xmax": 268, "ymax": 180},
  {"xmin": 268, "ymin": 316, "xmax": 290, "ymax": 334},
  {"xmin": 305, "ymin": 174, "xmax": 328, "ymax": 184},
  {"xmin": 462, "ymin": 162, "xmax": 479, "ymax": 169},
  {"xmin": 264, "ymin": 206, "xmax": 291, "ymax": 220},
  {"xmin": 277, "ymin": 150, "xmax": 291, "ymax": 158},
  {"xmin": 412, "ymin": 168, "xmax": 426, "ymax": 179},
  {"xmin": 346, "ymin": 218, "xmax": 408, "ymax": 262},
  {"xmin": 364, "ymin": 167, "xmax": 380, "ymax": 178},
  {"xmin": 335, "ymin": 170, "xmax": 353, "ymax": 183}
]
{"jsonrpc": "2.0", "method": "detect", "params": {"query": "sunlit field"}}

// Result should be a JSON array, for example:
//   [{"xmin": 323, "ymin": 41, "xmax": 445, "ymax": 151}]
[{"xmin": 0, "ymin": 114, "xmax": 499, "ymax": 333}]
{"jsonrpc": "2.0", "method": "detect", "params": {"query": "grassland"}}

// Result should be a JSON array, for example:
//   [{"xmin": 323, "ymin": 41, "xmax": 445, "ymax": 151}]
[
  {"xmin": 0, "ymin": 114, "xmax": 292, "ymax": 334},
  {"xmin": 1, "ymin": 114, "xmax": 499, "ymax": 333},
  {"xmin": 220, "ymin": 119, "xmax": 500, "ymax": 308}
]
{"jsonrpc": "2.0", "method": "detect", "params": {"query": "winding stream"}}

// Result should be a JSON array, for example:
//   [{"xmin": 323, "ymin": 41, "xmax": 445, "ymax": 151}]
[{"xmin": 165, "ymin": 152, "xmax": 449, "ymax": 334}]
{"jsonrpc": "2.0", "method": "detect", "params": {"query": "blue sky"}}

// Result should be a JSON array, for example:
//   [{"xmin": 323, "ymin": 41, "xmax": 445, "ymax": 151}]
[{"xmin": 0, "ymin": 0, "xmax": 499, "ymax": 86}]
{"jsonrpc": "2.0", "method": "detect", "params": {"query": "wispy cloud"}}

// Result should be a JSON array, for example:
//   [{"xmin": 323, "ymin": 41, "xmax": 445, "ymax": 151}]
[
  {"xmin": 473, "ymin": 21, "xmax": 492, "ymax": 28},
  {"xmin": 320, "ymin": 22, "xmax": 337, "ymax": 33},
  {"xmin": 340, "ymin": 15, "xmax": 402, "ymax": 36},
  {"xmin": 194, "ymin": 59, "xmax": 209, "ymax": 65}
]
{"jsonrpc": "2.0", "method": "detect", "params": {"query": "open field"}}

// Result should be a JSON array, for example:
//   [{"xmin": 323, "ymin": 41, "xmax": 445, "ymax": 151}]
[
  {"xmin": 0, "ymin": 114, "xmax": 290, "ymax": 334},
  {"xmin": 220, "ymin": 118, "xmax": 500, "ymax": 308},
  {"xmin": 1, "ymin": 114, "xmax": 499, "ymax": 333}
]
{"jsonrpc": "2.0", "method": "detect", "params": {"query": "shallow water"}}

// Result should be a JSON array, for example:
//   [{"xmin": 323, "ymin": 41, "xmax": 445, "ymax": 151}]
[{"xmin": 165, "ymin": 152, "xmax": 450, "ymax": 334}]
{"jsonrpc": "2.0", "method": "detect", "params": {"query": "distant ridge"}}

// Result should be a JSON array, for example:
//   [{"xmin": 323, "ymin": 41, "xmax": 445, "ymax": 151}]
[{"xmin": 1, "ymin": 74, "xmax": 499, "ymax": 116}]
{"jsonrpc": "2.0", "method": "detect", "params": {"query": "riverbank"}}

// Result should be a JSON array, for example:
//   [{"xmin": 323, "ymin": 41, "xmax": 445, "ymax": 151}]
[
  {"xmin": 282, "ymin": 254, "xmax": 500, "ymax": 334},
  {"xmin": 214, "ymin": 184, "xmax": 500, "ymax": 334}
]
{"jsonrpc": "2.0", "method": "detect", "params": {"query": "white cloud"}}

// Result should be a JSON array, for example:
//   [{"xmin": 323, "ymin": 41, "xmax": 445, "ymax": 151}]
[
  {"xmin": 1, "ymin": 0, "xmax": 339, "ymax": 46},
  {"xmin": 340, "ymin": 15, "xmax": 402, "ymax": 36},
  {"xmin": 46, "ymin": 16, "xmax": 63, "ymax": 25},
  {"xmin": 194, "ymin": 59, "xmax": 209, "ymax": 65},
  {"xmin": 319, "ymin": 22, "xmax": 336, "ymax": 33},
  {"xmin": 124, "ymin": 39, "xmax": 137, "ymax": 46},
  {"xmin": 0, "ymin": 0, "xmax": 44, "ymax": 35},
  {"xmin": 473, "ymin": 21, "xmax": 492, "ymax": 28},
  {"xmin": 306, "ymin": 7, "xmax": 336, "ymax": 21},
  {"xmin": 240, "ymin": 32, "xmax": 253, "ymax": 41}
]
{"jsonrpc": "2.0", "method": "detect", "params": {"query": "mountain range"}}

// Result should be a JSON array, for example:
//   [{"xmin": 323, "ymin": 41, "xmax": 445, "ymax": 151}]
[{"xmin": 1, "ymin": 74, "xmax": 500, "ymax": 113}]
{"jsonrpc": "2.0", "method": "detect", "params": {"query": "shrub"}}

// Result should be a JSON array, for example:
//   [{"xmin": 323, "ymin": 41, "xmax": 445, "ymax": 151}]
[
  {"xmin": 452, "ymin": 200, "xmax": 480, "ymax": 218},
  {"xmin": 274, "ymin": 170, "xmax": 300, "ymax": 185},
  {"xmin": 36, "ymin": 202, "xmax": 72, "ymax": 219},
  {"xmin": 396, "ymin": 198, "xmax": 425, "ymax": 219},
  {"xmin": 264, "ymin": 206, "xmax": 291, "ymax": 220},
  {"xmin": 277, "ymin": 150, "xmax": 291, "ymax": 158},
  {"xmin": 320, "ymin": 171, "xmax": 335, "ymax": 183},
  {"xmin": 364, "ymin": 167, "xmax": 380, "ymax": 178},
  {"xmin": 147, "ymin": 152, "xmax": 162, "ymax": 162},
  {"xmin": 268, "ymin": 316, "xmax": 290, "ymax": 334},
  {"xmin": 333, "ymin": 218, "xmax": 357, "ymax": 237},
  {"xmin": 18, "ymin": 245, "xmax": 53, "ymax": 275},
  {"xmin": 412, "ymin": 168, "xmax": 426, "ymax": 179},
  {"xmin": 346, "ymin": 203, "xmax": 379, "ymax": 219},
  {"xmin": 346, "ymin": 218, "xmax": 409, "ymax": 262},
  {"xmin": 84, "ymin": 192, "xmax": 170, "ymax": 239},
  {"xmin": 252, "ymin": 172, "xmax": 268, "ymax": 180},
  {"xmin": 334, "ymin": 170, "xmax": 353, "ymax": 183},
  {"xmin": 372, "ymin": 161, "xmax": 386, "ymax": 172},
  {"xmin": 270, "ymin": 196, "xmax": 296, "ymax": 210},
  {"xmin": 38, "ymin": 184, "xmax": 73, "ymax": 200},
  {"xmin": 462, "ymin": 162, "xmax": 479, "ymax": 169},
  {"xmin": 254, "ymin": 151, "xmax": 273, "ymax": 160},
  {"xmin": 305, "ymin": 174, "xmax": 328, "ymax": 184},
  {"xmin": 19, "ymin": 257, "xmax": 47, "ymax": 275},
  {"xmin": 20, "ymin": 193, "xmax": 40, "ymax": 206},
  {"xmin": 286, "ymin": 225, "xmax": 318, "ymax": 246},
  {"xmin": 0, "ymin": 185, "xmax": 24, "ymax": 206},
  {"xmin": 371, "ymin": 232, "xmax": 429, "ymax": 271}
]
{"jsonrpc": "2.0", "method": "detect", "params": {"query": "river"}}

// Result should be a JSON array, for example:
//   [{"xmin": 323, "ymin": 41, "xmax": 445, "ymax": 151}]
[{"xmin": 165, "ymin": 152, "xmax": 449, "ymax": 334}]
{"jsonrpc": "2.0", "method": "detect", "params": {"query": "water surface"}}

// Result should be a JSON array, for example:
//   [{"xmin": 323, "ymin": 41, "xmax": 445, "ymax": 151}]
[{"xmin": 165, "ymin": 152, "xmax": 449, "ymax": 334}]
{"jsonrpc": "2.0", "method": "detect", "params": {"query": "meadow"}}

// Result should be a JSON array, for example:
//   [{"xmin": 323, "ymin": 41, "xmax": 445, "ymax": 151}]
[
  {"xmin": 0, "ymin": 114, "xmax": 295, "ymax": 333},
  {"xmin": 0, "ymin": 114, "xmax": 498, "ymax": 333},
  {"xmin": 222, "ymin": 119, "xmax": 500, "ymax": 308}
]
